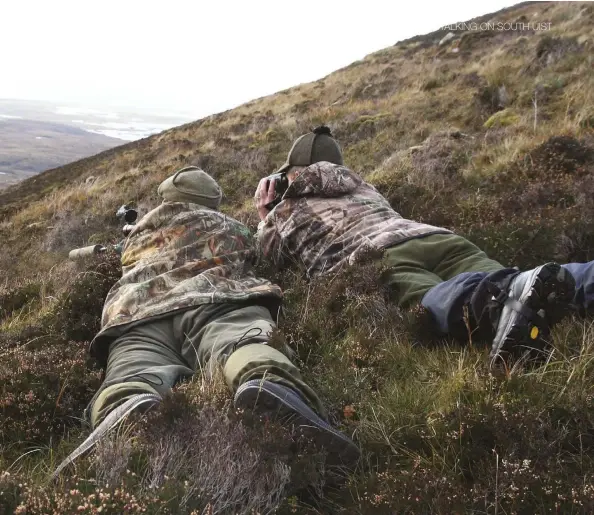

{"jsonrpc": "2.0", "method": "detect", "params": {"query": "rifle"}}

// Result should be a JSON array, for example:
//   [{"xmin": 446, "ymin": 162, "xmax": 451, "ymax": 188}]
[{"xmin": 68, "ymin": 204, "xmax": 138, "ymax": 260}]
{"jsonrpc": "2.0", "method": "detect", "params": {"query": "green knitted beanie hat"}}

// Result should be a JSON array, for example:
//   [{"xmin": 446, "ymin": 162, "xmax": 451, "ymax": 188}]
[{"xmin": 158, "ymin": 166, "xmax": 222, "ymax": 209}]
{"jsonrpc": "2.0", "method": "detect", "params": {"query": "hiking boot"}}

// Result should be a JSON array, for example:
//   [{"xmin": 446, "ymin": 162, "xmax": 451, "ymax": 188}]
[
  {"xmin": 234, "ymin": 379, "xmax": 360, "ymax": 469},
  {"xmin": 53, "ymin": 393, "xmax": 160, "ymax": 478},
  {"xmin": 489, "ymin": 263, "xmax": 575, "ymax": 363}
]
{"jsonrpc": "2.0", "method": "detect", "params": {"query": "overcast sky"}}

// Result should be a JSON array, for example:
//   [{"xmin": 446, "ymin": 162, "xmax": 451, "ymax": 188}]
[{"xmin": 1, "ymin": 0, "xmax": 520, "ymax": 118}]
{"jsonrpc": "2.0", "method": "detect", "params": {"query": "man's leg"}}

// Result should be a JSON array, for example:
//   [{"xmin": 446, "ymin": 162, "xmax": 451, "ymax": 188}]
[
  {"xmin": 414, "ymin": 234, "xmax": 505, "ymax": 335},
  {"xmin": 417, "ymin": 236, "xmax": 578, "ymax": 354},
  {"xmin": 382, "ymin": 243, "xmax": 443, "ymax": 307},
  {"xmin": 428, "ymin": 233, "xmax": 504, "ymax": 278},
  {"xmin": 175, "ymin": 303, "xmax": 360, "ymax": 466},
  {"xmin": 54, "ymin": 317, "xmax": 193, "ymax": 477},
  {"xmin": 382, "ymin": 234, "xmax": 505, "ymax": 333},
  {"xmin": 383, "ymin": 234, "xmax": 504, "ymax": 307},
  {"xmin": 175, "ymin": 303, "xmax": 325, "ymax": 416},
  {"xmin": 89, "ymin": 317, "xmax": 193, "ymax": 428},
  {"xmin": 384, "ymin": 235, "xmax": 575, "ymax": 362},
  {"xmin": 562, "ymin": 262, "xmax": 594, "ymax": 315}
]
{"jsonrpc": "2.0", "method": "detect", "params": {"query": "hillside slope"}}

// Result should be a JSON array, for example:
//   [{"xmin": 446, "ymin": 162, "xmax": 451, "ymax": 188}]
[
  {"xmin": 0, "ymin": 2, "xmax": 592, "ymax": 276},
  {"xmin": 0, "ymin": 2, "xmax": 593, "ymax": 513}
]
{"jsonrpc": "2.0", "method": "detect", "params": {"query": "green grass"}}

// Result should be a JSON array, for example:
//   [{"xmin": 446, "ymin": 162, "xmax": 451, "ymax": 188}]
[{"xmin": 0, "ymin": 1, "xmax": 594, "ymax": 513}]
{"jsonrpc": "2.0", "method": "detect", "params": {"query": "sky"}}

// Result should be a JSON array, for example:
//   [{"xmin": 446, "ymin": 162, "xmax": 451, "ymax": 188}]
[{"xmin": 1, "ymin": 0, "xmax": 521, "ymax": 119}]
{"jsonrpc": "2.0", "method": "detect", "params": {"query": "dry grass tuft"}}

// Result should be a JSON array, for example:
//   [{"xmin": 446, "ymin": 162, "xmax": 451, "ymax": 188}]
[{"xmin": 0, "ymin": 1, "xmax": 593, "ymax": 512}]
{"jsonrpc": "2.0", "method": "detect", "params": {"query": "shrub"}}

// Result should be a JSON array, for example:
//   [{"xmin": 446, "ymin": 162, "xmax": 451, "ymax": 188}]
[
  {"xmin": 535, "ymin": 35, "xmax": 583, "ymax": 68},
  {"xmin": 42, "ymin": 211, "xmax": 118, "ymax": 254},
  {"xmin": 0, "ymin": 341, "xmax": 102, "ymax": 455},
  {"xmin": 47, "ymin": 251, "xmax": 122, "ymax": 342},
  {"xmin": 0, "ymin": 281, "xmax": 42, "ymax": 321},
  {"xmin": 46, "ymin": 375, "xmax": 327, "ymax": 514}
]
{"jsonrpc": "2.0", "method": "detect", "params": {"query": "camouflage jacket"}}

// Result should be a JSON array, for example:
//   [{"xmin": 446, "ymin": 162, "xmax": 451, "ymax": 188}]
[
  {"xmin": 91, "ymin": 202, "xmax": 282, "ymax": 358},
  {"xmin": 256, "ymin": 162, "xmax": 451, "ymax": 277}
]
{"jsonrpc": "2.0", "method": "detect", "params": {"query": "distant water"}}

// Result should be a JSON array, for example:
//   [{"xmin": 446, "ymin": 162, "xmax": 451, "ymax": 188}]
[
  {"xmin": 69, "ymin": 118, "xmax": 173, "ymax": 141},
  {"xmin": 55, "ymin": 106, "xmax": 186, "ymax": 141},
  {"xmin": 0, "ymin": 100, "xmax": 195, "ymax": 143}
]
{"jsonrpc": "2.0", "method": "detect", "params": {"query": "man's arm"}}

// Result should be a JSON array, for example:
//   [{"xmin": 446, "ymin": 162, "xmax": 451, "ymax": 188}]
[
  {"xmin": 255, "ymin": 211, "xmax": 286, "ymax": 269},
  {"xmin": 254, "ymin": 178, "xmax": 287, "ymax": 269}
]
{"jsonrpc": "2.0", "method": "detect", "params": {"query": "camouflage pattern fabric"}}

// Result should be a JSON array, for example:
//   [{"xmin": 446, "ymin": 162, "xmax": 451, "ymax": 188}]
[
  {"xmin": 256, "ymin": 162, "xmax": 451, "ymax": 277},
  {"xmin": 92, "ymin": 202, "xmax": 282, "ymax": 356}
]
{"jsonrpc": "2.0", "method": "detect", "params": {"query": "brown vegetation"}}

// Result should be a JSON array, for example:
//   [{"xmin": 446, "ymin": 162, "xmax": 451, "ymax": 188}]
[{"xmin": 0, "ymin": 1, "xmax": 593, "ymax": 513}]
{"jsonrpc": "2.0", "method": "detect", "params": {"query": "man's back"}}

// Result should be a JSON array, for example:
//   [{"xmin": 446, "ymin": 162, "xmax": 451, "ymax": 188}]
[
  {"xmin": 92, "ymin": 201, "xmax": 281, "ymax": 360},
  {"xmin": 257, "ymin": 161, "xmax": 450, "ymax": 277}
]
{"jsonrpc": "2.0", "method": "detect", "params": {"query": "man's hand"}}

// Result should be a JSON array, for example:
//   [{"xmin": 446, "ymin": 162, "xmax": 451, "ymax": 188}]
[{"xmin": 254, "ymin": 177, "xmax": 276, "ymax": 221}]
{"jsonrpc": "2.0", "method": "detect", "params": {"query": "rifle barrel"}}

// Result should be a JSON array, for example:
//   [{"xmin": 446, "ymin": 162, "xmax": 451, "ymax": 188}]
[{"xmin": 68, "ymin": 245, "xmax": 106, "ymax": 260}]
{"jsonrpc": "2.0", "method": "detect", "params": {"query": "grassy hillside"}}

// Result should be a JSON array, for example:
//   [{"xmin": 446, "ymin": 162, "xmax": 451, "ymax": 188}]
[{"xmin": 0, "ymin": 1, "xmax": 593, "ymax": 513}]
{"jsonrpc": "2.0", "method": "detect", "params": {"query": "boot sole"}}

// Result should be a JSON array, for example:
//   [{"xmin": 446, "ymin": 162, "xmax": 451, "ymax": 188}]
[
  {"xmin": 490, "ymin": 263, "xmax": 575, "ymax": 362},
  {"xmin": 235, "ymin": 380, "xmax": 360, "ymax": 469}
]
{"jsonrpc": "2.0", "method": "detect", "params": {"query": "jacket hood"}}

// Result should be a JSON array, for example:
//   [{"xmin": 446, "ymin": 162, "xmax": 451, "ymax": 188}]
[{"xmin": 282, "ymin": 161, "xmax": 362, "ymax": 199}]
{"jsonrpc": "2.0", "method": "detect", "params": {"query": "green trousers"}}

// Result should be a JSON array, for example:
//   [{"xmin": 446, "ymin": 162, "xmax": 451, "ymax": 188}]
[
  {"xmin": 88, "ymin": 303, "xmax": 323, "ymax": 428},
  {"xmin": 382, "ymin": 234, "xmax": 503, "ymax": 307}
]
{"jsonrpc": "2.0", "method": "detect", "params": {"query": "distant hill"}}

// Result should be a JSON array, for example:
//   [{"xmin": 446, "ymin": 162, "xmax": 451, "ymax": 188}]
[
  {"xmin": 0, "ymin": 99, "xmax": 195, "ymax": 188},
  {"xmin": 0, "ymin": 118, "xmax": 123, "ymax": 187}
]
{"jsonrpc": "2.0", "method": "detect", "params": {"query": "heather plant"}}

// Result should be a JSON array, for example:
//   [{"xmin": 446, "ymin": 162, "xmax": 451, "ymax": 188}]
[
  {"xmin": 0, "ymin": 281, "xmax": 42, "ymax": 321},
  {"xmin": 0, "ymin": 341, "xmax": 101, "ymax": 459},
  {"xmin": 46, "ymin": 250, "xmax": 122, "ymax": 342},
  {"xmin": 0, "ymin": 1, "xmax": 593, "ymax": 513}
]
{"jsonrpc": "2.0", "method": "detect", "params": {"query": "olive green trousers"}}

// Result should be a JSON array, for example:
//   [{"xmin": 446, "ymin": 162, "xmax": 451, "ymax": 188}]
[
  {"xmin": 382, "ymin": 234, "xmax": 503, "ymax": 307},
  {"xmin": 88, "ymin": 303, "xmax": 323, "ymax": 428}
]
